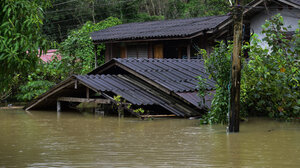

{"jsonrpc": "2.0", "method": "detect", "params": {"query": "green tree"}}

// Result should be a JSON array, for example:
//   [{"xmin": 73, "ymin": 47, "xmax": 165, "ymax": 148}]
[
  {"xmin": 183, "ymin": 0, "xmax": 230, "ymax": 18},
  {"xmin": 16, "ymin": 17, "xmax": 122, "ymax": 102},
  {"xmin": 241, "ymin": 15, "xmax": 300, "ymax": 119},
  {"xmin": 57, "ymin": 17, "xmax": 121, "ymax": 77},
  {"xmin": 198, "ymin": 14, "xmax": 300, "ymax": 123},
  {"xmin": 0, "ymin": 0, "xmax": 51, "ymax": 93},
  {"xmin": 198, "ymin": 42, "xmax": 233, "ymax": 124}
]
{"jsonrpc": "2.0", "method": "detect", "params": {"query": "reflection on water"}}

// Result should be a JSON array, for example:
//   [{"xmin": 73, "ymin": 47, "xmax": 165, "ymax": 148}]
[{"xmin": 0, "ymin": 109, "xmax": 299, "ymax": 167}]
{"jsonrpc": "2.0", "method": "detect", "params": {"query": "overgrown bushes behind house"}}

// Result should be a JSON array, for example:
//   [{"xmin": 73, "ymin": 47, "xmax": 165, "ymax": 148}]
[{"xmin": 198, "ymin": 14, "xmax": 300, "ymax": 123}]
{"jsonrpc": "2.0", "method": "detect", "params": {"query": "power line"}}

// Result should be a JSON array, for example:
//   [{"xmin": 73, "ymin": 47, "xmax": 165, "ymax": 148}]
[
  {"xmin": 46, "ymin": 8, "xmax": 78, "ymax": 14},
  {"xmin": 47, "ymin": 0, "xmax": 136, "ymax": 14},
  {"xmin": 46, "ymin": 13, "xmax": 104, "ymax": 24},
  {"xmin": 52, "ymin": 0, "xmax": 78, "ymax": 7}
]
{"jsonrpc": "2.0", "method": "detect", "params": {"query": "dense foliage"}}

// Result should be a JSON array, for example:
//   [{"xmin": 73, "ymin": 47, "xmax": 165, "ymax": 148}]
[
  {"xmin": 16, "ymin": 17, "xmax": 121, "ymax": 102},
  {"xmin": 44, "ymin": 0, "xmax": 254, "ymax": 42},
  {"xmin": 198, "ymin": 15, "xmax": 300, "ymax": 123},
  {"xmin": 58, "ymin": 17, "xmax": 121, "ymax": 76},
  {"xmin": 242, "ymin": 15, "xmax": 300, "ymax": 120},
  {"xmin": 198, "ymin": 42, "xmax": 233, "ymax": 124},
  {"xmin": 0, "ymin": 0, "xmax": 50, "ymax": 93}
]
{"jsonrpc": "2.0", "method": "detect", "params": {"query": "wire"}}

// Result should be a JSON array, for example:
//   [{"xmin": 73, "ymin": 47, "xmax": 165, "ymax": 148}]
[
  {"xmin": 52, "ymin": 0, "xmax": 78, "ymax": 7},
  {"xmin": 46, "ymin": 8, "xmax": 78, "ymax": 14},
  {"xmin": 48, "ymin": 0, "xmax": 136, "ymax": 14}
]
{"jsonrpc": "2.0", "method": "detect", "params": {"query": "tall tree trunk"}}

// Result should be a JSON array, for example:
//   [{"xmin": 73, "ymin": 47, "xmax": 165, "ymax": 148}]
[
  {"xmin": 144, "ymin": 0, "xmax": 151, "ymax": 15},
  {"xmin": 92, "ymin": 1, "xmax": 96, "ymax": 24},
  {"xmin": 150, "ymin": 0, "xmax": 155, "ymax": 15}
]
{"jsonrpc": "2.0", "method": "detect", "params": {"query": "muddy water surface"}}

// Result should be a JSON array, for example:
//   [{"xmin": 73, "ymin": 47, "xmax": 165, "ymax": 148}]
[{"xmin": 0, "ymin": 109, "xmax": 299, "ymax": 167}]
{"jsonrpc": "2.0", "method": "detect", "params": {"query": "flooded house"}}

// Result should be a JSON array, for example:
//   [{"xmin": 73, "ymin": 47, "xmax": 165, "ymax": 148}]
[{"xmin": 25, "ymin": 0, "xmax": 299, "ymax": 117}]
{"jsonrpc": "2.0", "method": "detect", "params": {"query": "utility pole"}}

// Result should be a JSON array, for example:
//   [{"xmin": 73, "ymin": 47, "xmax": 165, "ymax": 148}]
[{"xmin": 229, "ymin": 0, "xmax": 243, "ymax": 133}]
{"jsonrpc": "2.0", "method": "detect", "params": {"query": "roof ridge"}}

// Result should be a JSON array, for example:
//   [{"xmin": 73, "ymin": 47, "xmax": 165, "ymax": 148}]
[{"xmin": 95, "ymin": 15, "xmax": 228, "ymax": 29}]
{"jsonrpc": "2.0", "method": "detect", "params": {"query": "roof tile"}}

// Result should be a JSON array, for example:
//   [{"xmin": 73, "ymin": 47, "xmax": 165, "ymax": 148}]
[{"xmin": 91, "ymin": 15, "xmax": 229, "ymax": 42}]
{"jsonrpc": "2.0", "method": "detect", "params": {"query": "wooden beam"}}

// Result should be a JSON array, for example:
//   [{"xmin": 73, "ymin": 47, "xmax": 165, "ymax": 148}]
[
  {"xmin": 140, "ymin": 114, "xmax": 177, "ymax": 118},
  {"xmin": 57, "ymin": 97, "xmax": 111, "ymax": 104},
  {"xmin": 57, "ymin": 101, "xmax": 61, "ymax": 113},
  {"xmin": 94, "ymin": 44, "xmax": 98, "ymax": 68},
  {"xmin": 75, "ymin": 80, "xmax": 78, "ymax": 89},
  {"xmin": 86, "ymin": 87, "xmax": 89, "ymax": 99},
  {"xmin": 187, "ymin": 44, "xmax": 191, "ymax": 59},
  {"xmin": 110, "ymin": 43, "xmax": 113, "ymax": 60}
]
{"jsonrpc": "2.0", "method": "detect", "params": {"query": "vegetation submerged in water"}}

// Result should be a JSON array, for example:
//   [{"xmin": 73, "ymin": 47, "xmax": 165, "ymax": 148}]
[
  {"xmin": 113, "ymin": 95, "xmax": 145, "ymax": 116},
  {"xmin": 198, "ymin": 14, "xmax": 300, "ymax": 124}
]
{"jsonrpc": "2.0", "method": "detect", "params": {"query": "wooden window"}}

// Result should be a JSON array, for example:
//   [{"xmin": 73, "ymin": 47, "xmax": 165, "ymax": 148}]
[
  {"xmin": 154, "ymin": 44, "xmax": 163, "ymax": 58},
  {"xmin": 137, "ymin": 45, "xmax": 148, "ymax": 58},
  {"xmin": 120, "ymin": 46, "xmax": 127, "ymax": 58},
  {"xmin": 127, "ymin": 45, "xmax": 137, "ymax": 58},
  {"xmin": 127, "ymin": 45, "xmax": 148, "ymax": 58}
]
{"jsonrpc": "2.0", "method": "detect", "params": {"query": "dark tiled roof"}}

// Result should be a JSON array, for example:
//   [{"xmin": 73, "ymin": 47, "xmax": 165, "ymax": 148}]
[
  {"xmin": 25, "ymin": 58, "xmax": 214, "ymax": 116},
  {"xmin": 75, "ymin": 74, "xmax": 159, "ymax": 105},
  {"xmin": 92, "ymin": 58, "xmax": 216, "ymax": 92},
  {"xmin": 75, "ymin": 74, "xmax": 197, "ymax": 116},
  {"xmin": 91, "ymin": 15, "xmax": 229, "ymax": 42}
]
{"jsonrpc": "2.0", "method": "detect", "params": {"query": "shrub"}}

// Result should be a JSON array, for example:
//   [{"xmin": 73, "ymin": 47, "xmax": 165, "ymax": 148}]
[
  {"xmin": 241, "ymin": 15, "xmax": 300, "ymax": 119},
  {"xmin": 198, "ymin": 14, "xmax": 299, "ymax": 123},
  {"xmin": 198, "ymin": 41, "xmax": 232, "ymax": 124}
]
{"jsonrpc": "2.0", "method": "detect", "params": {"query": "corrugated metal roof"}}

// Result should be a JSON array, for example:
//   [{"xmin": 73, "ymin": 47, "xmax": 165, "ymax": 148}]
[
  {"xmin": 177, "ymin": 91, "xmax": 215, "ymax": 109},
  {"xmin": 75, "ymin": 74, "xmax": 196, "ymax": 116},
  {"xmin": 75, "ymin": 74, "xmax": 158, "ymax": 105},
  {"xmin": 26, "ymin": 58, "xmax": 213, "ymax": 116},
  {"xmin": 98, "ymin": 58, "xmax": 216, "ymax": 92},
  {"xmin": 91, "ymin": 15, "xmax": 229, "ymax": 42}
]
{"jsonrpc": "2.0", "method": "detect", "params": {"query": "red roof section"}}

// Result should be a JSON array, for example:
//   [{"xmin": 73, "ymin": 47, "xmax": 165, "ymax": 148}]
[{"xmin": 40, "ymin": 49, "xmax": 61, "ymax": 63}]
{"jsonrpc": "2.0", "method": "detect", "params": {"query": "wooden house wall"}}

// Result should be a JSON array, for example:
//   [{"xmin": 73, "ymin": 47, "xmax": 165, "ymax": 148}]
[{"xmin": 103, "ymin": 38, "xmax": 215, "ymax": 62}]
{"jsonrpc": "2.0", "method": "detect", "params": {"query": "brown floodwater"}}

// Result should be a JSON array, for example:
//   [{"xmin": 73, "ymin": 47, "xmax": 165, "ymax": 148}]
[{"xmin": 0, "ymin": 109, "xmax": 299, "ymax": 168}]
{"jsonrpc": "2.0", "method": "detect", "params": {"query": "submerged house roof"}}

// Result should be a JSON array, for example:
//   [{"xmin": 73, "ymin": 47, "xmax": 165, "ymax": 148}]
[
  {"xmin": 91, "ymin": 58, "xmax": 215, "ymax": 91},
  {"xmin": 90, "ymin": 58, "xmax": 216, "ymax": 108},
  {"xmin": 25, "ymin": 58, "xmax": 216, "ymax": 117},
  {"xmin": 91, "ymin": 15, "xmax": 229, "ymax": 43}
]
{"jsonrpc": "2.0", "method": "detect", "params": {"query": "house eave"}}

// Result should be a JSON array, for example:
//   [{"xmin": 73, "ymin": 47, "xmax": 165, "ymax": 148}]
[{"xmin": 92, "ymin": 30, "xmax": 217, "ymax": 44}]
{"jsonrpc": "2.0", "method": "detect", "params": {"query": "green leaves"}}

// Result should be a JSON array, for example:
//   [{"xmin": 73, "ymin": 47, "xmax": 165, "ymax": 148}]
[
  {"xmin": 198, "ymin": 41, "xmax": 232, "ymax": 124},
  {"xmin": 199, "ymin": 14, "xmax": 299, "ymax": 123},
  {"xmin": 0, "ymin": 0, "xmax": 51, "ymax": 92},
  {"xmin": 57, "ymin": 17, "xmax": 121, "ymax": 78},
  {"xmin": 242, "ymin": 14, "xmax": 300, "ymax": 120},
  {"xmin": 17, "ymin": 80, "xmax": 55, "ymax": 101}
]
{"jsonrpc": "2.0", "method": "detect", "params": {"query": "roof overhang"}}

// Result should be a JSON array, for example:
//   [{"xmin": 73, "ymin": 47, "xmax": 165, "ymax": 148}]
[{"xmin": 93, "ymin": 31, "xmax": 210, "ymax": 44}]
